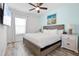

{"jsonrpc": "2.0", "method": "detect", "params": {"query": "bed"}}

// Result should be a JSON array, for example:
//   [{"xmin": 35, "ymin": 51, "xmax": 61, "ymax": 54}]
[{"xmin": 23, "ymin": 25, "xmax": 64, "ymax": 56}]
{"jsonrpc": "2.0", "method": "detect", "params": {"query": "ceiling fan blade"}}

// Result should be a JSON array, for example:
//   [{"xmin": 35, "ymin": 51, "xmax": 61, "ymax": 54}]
[
  {"xmin": 37, "ymin": 3, "xmax": 39, "ymax": 7},
  {"xmin": 37, "ymin": 10, "xmax": 40, "ymax": 13},
  {"xmin": 29, "ymin": 3, "xmax": 36, "ymax": 7},
  {"xmin": 38, "ymin": 3, "xmax": 43, "ymax": 6},
  {"xmin": 29, "ymin": 8, "xmax": 35, "ymax": 11},
  {"xmin": 40, "ymin": 7, "xmax": 47, "ymax": 10}
]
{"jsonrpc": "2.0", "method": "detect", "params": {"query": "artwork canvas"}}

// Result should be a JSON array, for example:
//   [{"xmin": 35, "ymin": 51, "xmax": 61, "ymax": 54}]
[{"xmin": 47, "ymin": 14, "xmax": 56, "ymax": 24}]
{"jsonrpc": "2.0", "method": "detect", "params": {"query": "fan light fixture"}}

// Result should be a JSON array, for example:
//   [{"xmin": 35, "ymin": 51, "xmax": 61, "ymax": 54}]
[
  {"xmin": 35, "ymin": 7, "xmax": 40, "ymax": 11},
  {"xmin": 29, "ymin": 3, "xmax": 47, "ymax": 13}
]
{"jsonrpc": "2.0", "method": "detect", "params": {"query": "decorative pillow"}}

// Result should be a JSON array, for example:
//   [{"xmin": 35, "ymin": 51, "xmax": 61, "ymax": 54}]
[
  {"xmin": 43, "ymin": 29, "xmax": 58, "ymax": 35},
  {"xmin": 57, "ymin": 30, "xmax": 63, "ymax": 35}
]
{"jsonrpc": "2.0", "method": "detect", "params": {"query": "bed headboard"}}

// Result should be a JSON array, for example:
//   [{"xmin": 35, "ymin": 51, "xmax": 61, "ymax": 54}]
[{"xmin": 43, "ymin": 25, "xmax": 64, "ymax": 30}]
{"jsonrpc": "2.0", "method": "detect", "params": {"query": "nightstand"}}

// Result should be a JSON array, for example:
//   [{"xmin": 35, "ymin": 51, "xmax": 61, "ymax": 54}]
[{"xmin": 61, "ymin": 34, "xmax": 79, "ymax": 53}]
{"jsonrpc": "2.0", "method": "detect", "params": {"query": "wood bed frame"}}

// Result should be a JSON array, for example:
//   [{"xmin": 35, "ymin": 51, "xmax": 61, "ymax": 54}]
[{"xmin": 23, "ymin": 25, "xmax": 64, "ymax": 56}]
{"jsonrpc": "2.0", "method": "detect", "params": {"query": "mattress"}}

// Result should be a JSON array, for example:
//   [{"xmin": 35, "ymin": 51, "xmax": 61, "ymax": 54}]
[{"xmin": 24, "ymin": 33, "xmax": 60, "ymax": 48}]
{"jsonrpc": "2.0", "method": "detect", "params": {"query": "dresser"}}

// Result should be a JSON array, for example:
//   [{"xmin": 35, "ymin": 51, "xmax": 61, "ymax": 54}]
[{"xmin": 61, "ymin": 34, "xmax": 79, "ymax": 53}]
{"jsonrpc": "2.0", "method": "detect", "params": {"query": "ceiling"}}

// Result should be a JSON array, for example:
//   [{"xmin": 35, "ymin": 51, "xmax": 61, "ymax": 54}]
[{"xmin": 7, "ymin": 3, "xmax": 78, "ymax": 14}]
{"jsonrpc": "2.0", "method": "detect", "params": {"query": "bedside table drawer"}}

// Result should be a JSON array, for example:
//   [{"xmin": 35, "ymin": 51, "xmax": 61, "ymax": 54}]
[
  {"xmin": 62, "ymin": 35, "xmax": 76, "ymax": 40},
  {"xmin": 68, "ymin": 35, "xmax": 76, "ymax": 40},
  {"xmin": 68, "ymin": 39, "xmax": 76, "ymax": 50},
  {"xmin": 62, "ymin": 35, "xmax": 69, "ymax": 39},
  {"xmin": 61, "ymin": 34, "xmax": 78, "ymax": 53},
  {"xmin": 62, "ymin": 39, "xmax": 70, "ymax": 47},
  {"xmin": 62, "ymin": 39, "xmax": 76, "ymax": 50}
]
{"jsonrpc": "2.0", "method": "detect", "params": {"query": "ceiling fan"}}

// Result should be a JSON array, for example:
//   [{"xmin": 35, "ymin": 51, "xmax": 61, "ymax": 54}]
[{"xmin": 28, "ymin": 3, "xmax": 47, "ymax": 13}]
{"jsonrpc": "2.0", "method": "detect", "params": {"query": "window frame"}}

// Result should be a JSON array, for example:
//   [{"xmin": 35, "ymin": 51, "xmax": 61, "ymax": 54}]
[{"xmin": 15, "ymin": 17, "xmax": 26, "ymax": 35}]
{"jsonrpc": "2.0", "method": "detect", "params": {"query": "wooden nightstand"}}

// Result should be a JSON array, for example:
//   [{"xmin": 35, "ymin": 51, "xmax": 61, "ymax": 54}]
[{"xmin": 61, "ymin": 34, "xmax": 79, "ymax": 53}]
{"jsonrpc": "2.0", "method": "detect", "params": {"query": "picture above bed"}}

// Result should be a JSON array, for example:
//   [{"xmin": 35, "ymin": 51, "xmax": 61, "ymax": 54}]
[{"xmin": 47, "ymin": 14, "xmax": 56, "ymax": 25}]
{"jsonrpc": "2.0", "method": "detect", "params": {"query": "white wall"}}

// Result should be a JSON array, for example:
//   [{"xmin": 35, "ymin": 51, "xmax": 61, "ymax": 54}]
[
  {"xmin": 0, "ymin": 24, "xmax": 8, "ymax": 55},
  {"xmin": 26, "ymin": 13, "xmax": 41, "ymax": 33},
  {"xmin": 40, "ymin": 4, "xmax": 79, "ymax": 34}
]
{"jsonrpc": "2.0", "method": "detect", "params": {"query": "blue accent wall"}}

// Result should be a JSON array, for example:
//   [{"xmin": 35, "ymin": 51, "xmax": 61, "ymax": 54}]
[{"xmin": 40, "ymin": 4, "xmax": 79, "ymax": 34}]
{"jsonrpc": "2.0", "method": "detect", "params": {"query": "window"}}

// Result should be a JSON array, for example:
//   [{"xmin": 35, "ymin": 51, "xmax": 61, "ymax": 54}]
[
  {"xmin": 3, "ymin": 4, "xmax": 11, "ymax": 26},
  {"xmin": 15, "ymin": 18, "xmax": 26, "ymax": 34}
]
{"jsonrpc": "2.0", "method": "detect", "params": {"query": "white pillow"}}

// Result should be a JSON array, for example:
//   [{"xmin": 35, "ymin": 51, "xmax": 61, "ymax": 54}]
[
  {"xmin": 43, "ymin": 29, "xmax": 58, "ymax": 34},
  {"xmin": 57, "ymin": 30, "xmax": 63, "ymax": 35}
]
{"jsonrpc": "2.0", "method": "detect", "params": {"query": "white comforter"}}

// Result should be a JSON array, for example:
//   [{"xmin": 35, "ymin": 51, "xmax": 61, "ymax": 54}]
[{"xmin": 24, "ymin": 33, "xmax": 60, "ymax": 48}]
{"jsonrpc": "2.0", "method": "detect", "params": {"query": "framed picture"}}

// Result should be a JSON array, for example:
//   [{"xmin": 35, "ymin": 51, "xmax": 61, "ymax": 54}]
[{"xmin": 47, "ymin": 14, "xmax": 56, "ymax": 25}]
